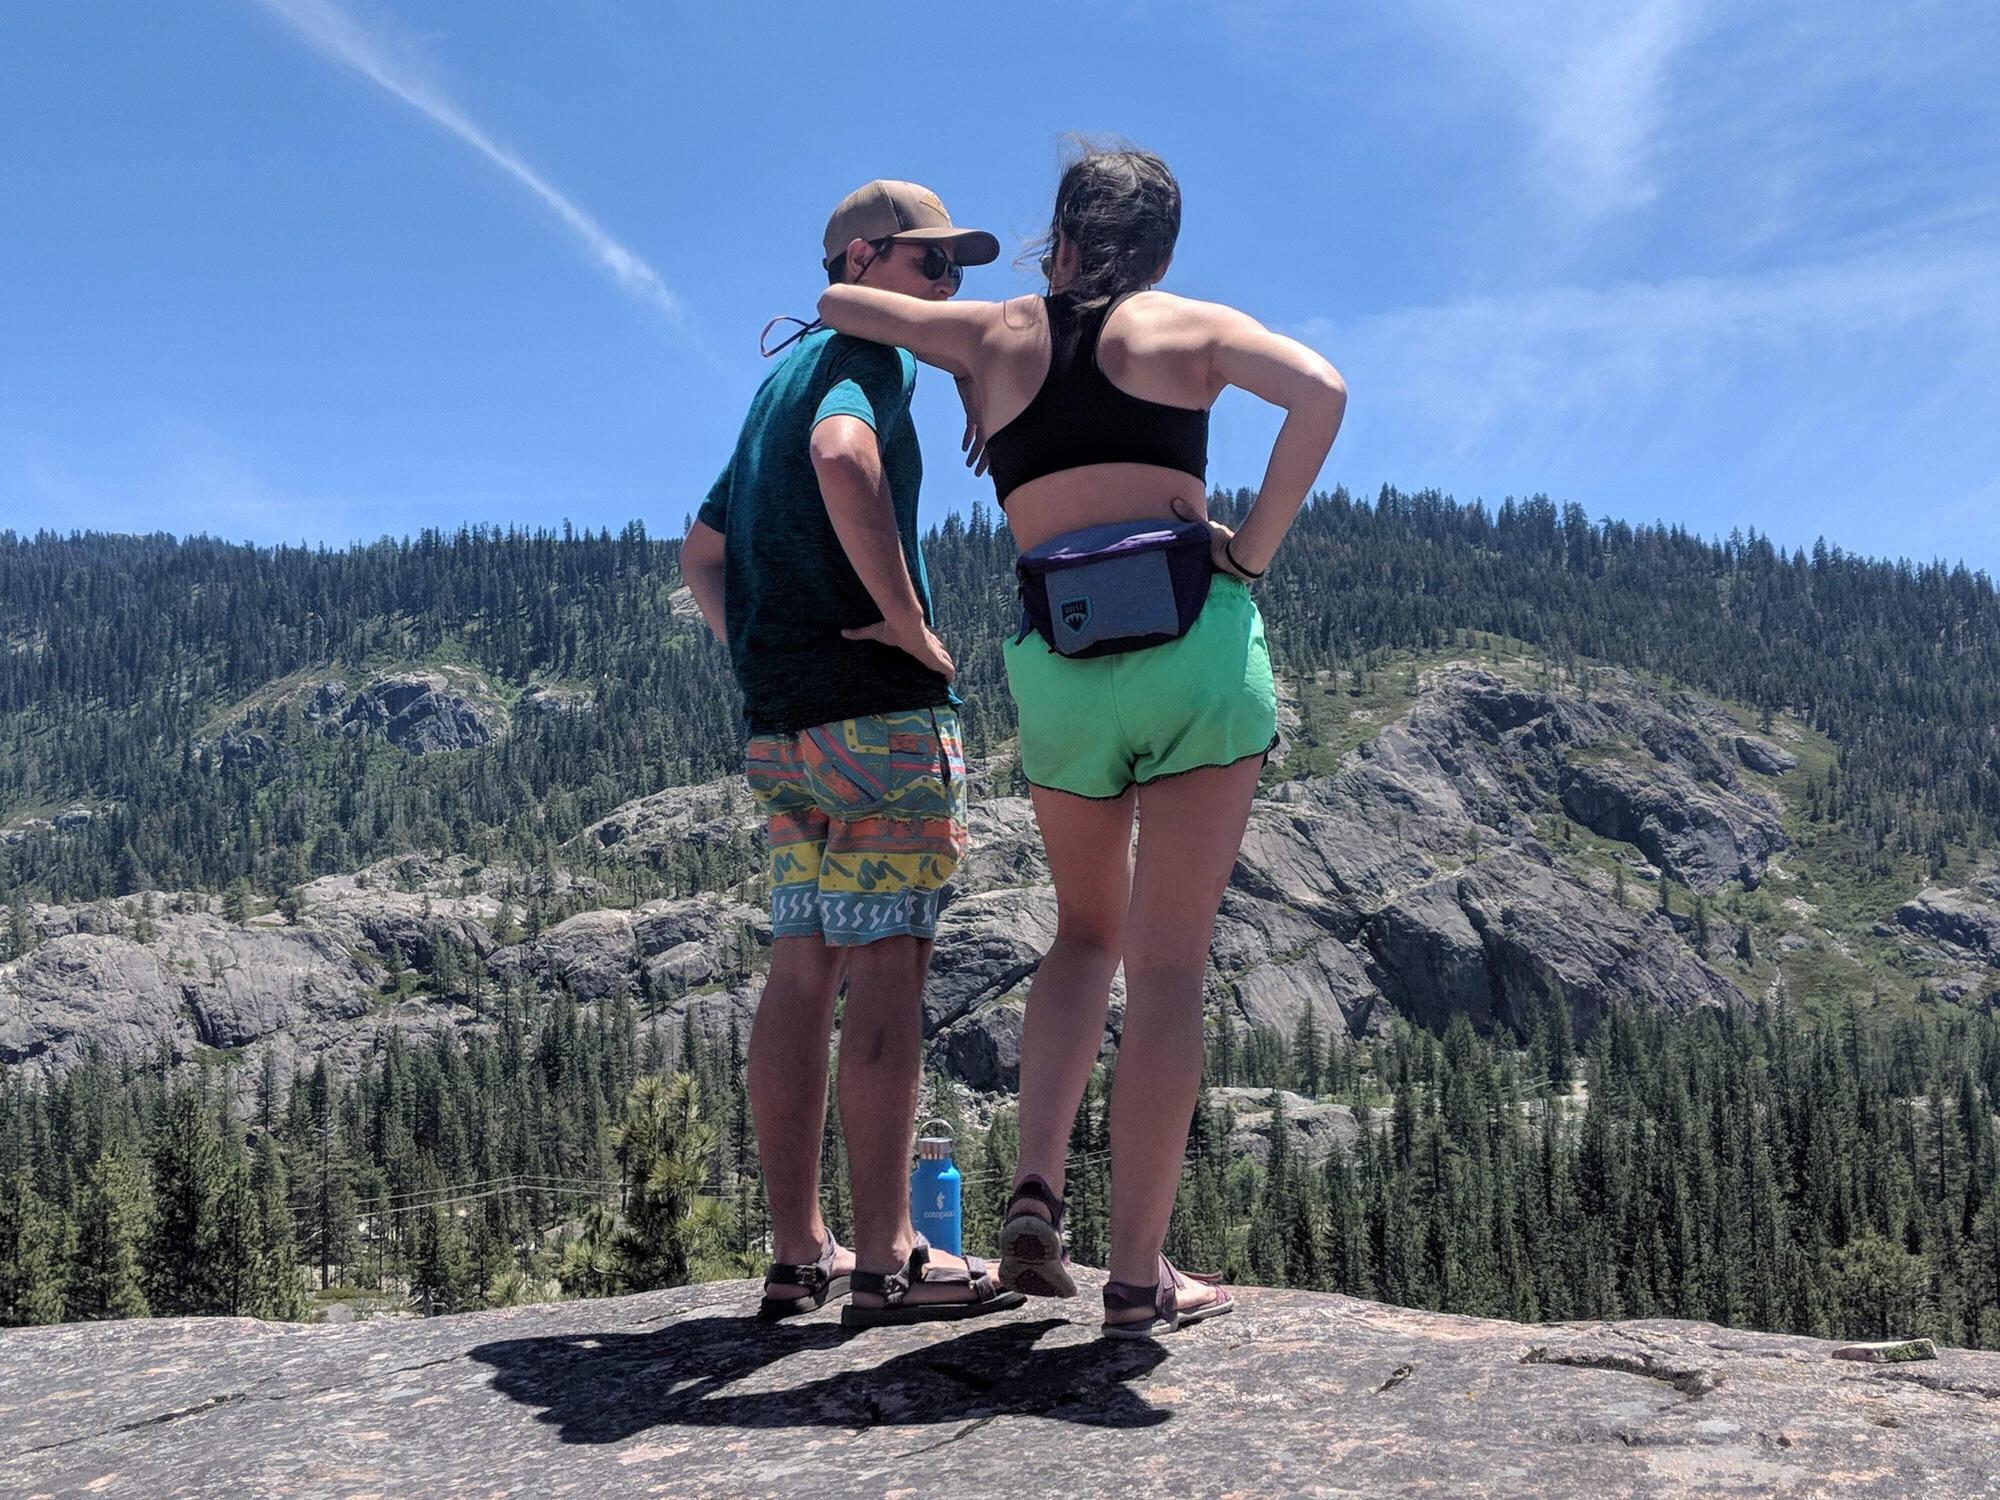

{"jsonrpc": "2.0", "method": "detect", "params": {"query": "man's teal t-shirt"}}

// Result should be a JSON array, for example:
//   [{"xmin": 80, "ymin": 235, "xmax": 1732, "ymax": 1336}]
[{"xmin": 696, "ymin": 328, "xmax": 953, "ymax": 737}]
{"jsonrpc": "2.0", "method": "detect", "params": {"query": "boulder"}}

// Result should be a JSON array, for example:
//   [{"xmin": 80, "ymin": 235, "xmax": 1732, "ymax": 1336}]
[
  {"xmin": 1897, "ymin": 888, "xmax": 2000, "ymax": 963},
  {"xmin": 1735, "ymin": 734, "xmax": 1800, "ymax": 775}
]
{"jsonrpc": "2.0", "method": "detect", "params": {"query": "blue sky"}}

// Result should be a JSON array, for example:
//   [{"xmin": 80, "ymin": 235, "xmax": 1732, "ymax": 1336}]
[{"xmin": 3, "ymin": 0, "xmax": 1996, "ymax": 571}]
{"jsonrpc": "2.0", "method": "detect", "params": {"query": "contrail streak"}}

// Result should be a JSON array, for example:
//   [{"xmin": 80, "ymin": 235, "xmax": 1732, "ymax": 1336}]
[{"xmin": 251, "ymin": 0, "xmax": 682, "ymax": 321}]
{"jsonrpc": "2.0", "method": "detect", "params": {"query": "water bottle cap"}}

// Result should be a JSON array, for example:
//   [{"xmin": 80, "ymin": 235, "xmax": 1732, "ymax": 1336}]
[{"xmin": 917, "ymin": 1117, "xmax": 954, "ymax": 1160}]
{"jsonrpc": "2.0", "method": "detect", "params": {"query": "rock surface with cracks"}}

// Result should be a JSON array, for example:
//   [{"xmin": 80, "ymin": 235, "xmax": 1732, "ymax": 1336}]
[{"xmin": 5, "ymin": 1273, "xmax": 1999, "ymax": 1499}]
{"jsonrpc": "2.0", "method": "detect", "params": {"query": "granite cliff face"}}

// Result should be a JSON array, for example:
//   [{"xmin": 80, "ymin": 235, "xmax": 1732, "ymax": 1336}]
[
  {"xmin": 5, "ymin": 1275, "xmax": 1997, "ymax": 1500},
  {"xmin": 4, "ymin": 663, "xmax": 1799, "ymax": 1095}
]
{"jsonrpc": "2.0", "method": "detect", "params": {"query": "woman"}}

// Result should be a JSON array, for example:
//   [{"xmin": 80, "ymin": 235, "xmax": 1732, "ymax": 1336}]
[{"xmin": 819, "ymin": 142, "xmax": 1346, "ymax": 1336}]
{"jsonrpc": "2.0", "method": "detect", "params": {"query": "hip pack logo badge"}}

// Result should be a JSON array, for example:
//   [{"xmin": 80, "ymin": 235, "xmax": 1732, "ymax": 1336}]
[{"xmin": 1060, "ymin": 596, "xmax": 1092, "ymax": 632}]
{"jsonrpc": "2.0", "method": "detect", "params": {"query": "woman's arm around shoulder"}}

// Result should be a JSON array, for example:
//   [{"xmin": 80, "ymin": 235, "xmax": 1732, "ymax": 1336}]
[{"xmin": 817, "ymin": 286, "xmax": 1032, "ymax": 379}]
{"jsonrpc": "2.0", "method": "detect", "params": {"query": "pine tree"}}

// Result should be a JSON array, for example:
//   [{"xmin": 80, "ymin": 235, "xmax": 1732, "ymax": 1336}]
[
  {"xmin": 146, "ymin": 1085, "xmax": 228, "ymax": 1315},
  {"xmin": 251, "ymin": 1130, "xmax": 308, "ymax": 1320},
  {"xmin": 67, "ymin": 1150, "xmax": 151, "ymax": 1320},
  {"xmin": 612, "ymin": 1073, "xmax": 728, "ymax": 1289},
  {"xmin": 559, "ymin": 1205, "xmax": 622, "ymax": 1299},
  {"xmin": 0, "ymin": 1168, "xmax": 66, "ymax": 1325},
  {"xmin": 1294, "ymin": 997, "xmax": 1326, "ymax": 1099},
  {"xmin": 212, "ymin": 1161, "xmax": 265, "ymax": 1317},
  {"xmin": 409, "ymin": 1191, "xmax": 475, "ymax": 1315},
  {"xmin": 5, "ymin": 895, "xmax": 32, "ymax": 961},
  {"xmin": 1066, "ymin": 1070, "xmax": 1110, "ymax": 1269}
]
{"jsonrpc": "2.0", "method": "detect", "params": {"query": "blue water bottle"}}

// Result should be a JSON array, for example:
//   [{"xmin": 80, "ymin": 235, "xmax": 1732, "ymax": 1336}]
[{"xmin": 911, "ymin": 1120, "xmax": 962, "ymax": 1256}]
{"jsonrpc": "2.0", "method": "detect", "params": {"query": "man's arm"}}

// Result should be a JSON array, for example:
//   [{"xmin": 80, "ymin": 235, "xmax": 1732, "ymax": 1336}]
[
  {"xmin": 809, "ymin": 415, "xmax": 955, "ymax": 680},
  {"xmin": 681, "ymin": 519, "xmax": 729, "ymax": 646}
]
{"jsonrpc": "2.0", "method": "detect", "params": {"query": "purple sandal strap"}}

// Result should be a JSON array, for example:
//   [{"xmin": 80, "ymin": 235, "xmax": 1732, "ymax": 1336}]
[
  {"xmin": 1007, "ymin": 1174, "xmax": 1069, "ymax": 1232},
  {"xmin": 1102, "ymin": 1275, "xmax": 1176, "ymax": 1326}
]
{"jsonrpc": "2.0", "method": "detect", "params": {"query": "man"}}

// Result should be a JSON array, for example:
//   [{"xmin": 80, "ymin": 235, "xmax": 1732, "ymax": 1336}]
[{"xmin": 680, "ymin": 181, "xmax": 1022, "ymax": 1327}]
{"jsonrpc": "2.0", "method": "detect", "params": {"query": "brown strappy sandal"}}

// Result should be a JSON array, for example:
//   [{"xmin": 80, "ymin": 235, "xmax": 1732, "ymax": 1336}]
[
  {"xmin": 757, "ymin": 1226, "xmax": 851, "ymax": 1322},
  {"xmin": 999, "ymin": 1174, "xmax": 1076, "ymax": 1298},
  {"xmin": 1101, "ymin": 1254, "xmax": 1234, "ymax": 1339},
  {"xmin": 840, "ymin": 1235, "xmax": 1027, "ymax": 1329}
]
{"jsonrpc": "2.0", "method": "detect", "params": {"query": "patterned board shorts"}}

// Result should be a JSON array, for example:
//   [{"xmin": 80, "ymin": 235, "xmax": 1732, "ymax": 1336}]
[{"xmin": 744, "ymin": 706, "xmax": 968, "ymax": 946}]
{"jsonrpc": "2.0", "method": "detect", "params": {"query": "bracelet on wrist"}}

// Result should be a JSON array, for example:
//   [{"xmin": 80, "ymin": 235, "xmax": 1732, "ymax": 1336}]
[{"xmin": 1224, "ymin": 537, "xmax": 1266, "ymax": 580}]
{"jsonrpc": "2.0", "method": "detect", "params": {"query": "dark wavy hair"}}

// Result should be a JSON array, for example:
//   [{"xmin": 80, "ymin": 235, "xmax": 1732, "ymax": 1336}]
[{"xmin": 1026, "ymin": 138, "xmax": 1181, "ymax": 310}]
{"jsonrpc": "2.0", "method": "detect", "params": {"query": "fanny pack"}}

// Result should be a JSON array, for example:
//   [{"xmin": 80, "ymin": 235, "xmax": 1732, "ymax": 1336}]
[{"xmin": 1014, "ymin": 519, "xmax": 1215, "ymax": 659}]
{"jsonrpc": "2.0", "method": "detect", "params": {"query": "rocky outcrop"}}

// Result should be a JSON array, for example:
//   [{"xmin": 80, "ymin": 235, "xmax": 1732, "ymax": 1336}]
[
  {"xmin": 4, "ymin": 665, "xmax": 1768, "ymax": 1096},
  {"xmin": 217, "ymin": 726, "xmax": 273, "ymax": 770},
  {"xmin": 518, "ymin": 683, "xmax": 596, "ymax": 716},
  {"xmin": 1897, "ymin": 887, "xmax": 2000, "ymax": 964},
  {"xmin": 925, "ymin": 887, "xmax": 1064, "ymax": 1091},
  {"xmin": 1382, "ymin": 666, "xmax": 1784, "ymax": 893},
  {"xmin": 292, "ymin": 673, "xmax": 501, "ymax": 752},
  {"xmin": 1367, "ymin": 853, "xmax": 1742, "ymax": 1036},
  {"xmin": 1735, "ymin": 733, "xmax": 1799, "ymax": 775},
  {"xmin": 0, "ymin": 935, "xmax": 189, "ymax": 1067},
  {"xmin": 1559, "ymin": 757, "xmax": 1780, "ymax": 893},
  {"xmin": 576, "ymin": 777, "xmax": 759, "ymax": 866},
  {"xmin": 489, "ymin": 894, "xmax": 769, "ymax": 1007},
  {"xmin": 5, "ymin": 1276, "xmax": 1997, "ymax": 1499},
  {"xmin": 339, "ymin": 672, "xmax": 496, "ymax": 753},
  {"xmin": 1217, "ymin": 1086, "xmax": 1367, "ymax": 1165},
  {"xmin": 0, "ymin": 908, "xmax": 410, "ymax": 1076}
]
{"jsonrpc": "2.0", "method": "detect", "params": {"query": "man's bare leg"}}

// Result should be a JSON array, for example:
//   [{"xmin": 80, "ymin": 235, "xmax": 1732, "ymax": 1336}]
[
  {"xmin": 747, "ymin": 935, "xmax": 854, "ymax": 1293},
  {"xmin": 840, "ymin": 934, "xmax": 989, "ymax": 1301}
]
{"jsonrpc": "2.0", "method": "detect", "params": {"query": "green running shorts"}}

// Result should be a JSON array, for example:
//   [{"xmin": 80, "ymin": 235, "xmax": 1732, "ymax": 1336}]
[{"xmin": 1002, "ymin": 576, "xmax": 1278, "ymax": 800}]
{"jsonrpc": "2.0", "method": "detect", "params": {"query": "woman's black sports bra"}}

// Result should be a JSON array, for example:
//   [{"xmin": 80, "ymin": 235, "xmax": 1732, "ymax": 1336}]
[{"xmin": 982, "ymin": 293, "xmax": 1210, "ymax": 506}]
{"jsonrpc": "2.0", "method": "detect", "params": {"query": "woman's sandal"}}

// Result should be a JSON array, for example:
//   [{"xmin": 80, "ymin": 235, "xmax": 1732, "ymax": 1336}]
[
  {"xmin": 999, "ymin": 1174, "xmax": 1077, "ymax": 1298},
  {"xmin": 840, "ymin": 1235, "xmax": 1027, "ymax": 1329},
  {"xmin": 1101, "ymin": 1254, "xmax": 1234, "ymax": 1340},
  {"xmin": 756, "ymin": 1226, "xmax": 852, "ymax": 1322}
]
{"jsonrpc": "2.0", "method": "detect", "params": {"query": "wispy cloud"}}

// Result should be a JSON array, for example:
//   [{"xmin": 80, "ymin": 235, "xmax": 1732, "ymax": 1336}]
[
  {"xmin": 250, "ymin": 0, "xmax": 681, "ymax": 322},
  {"xmin": 1409, "ymin": 0, "xmax": 1703, "ymax": 222},
  {"xmin": 1308, "ymin": 234, "xmax": 2000, "ymax": 459}
]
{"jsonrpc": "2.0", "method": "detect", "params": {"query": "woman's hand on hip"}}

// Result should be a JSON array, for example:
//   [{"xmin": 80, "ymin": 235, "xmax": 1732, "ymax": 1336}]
[{"xmin": 1172, "ymin": 496, "xmax": 1263, "ymax": 582}]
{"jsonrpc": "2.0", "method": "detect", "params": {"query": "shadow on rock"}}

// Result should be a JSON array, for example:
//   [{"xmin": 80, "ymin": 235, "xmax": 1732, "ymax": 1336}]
[{"xmin": 468, "ymin": 1313, "xmax": 1171, "ymax": 1444}]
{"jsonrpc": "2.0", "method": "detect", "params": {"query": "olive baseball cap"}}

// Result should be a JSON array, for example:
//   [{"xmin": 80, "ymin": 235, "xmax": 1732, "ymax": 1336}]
[{"xmin": 822, "ymin": 180, "xmax": 1000, "ymax": 269}]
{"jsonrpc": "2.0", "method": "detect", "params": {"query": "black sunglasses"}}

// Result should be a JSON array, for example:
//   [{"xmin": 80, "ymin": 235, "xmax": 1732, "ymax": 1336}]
[{"xmin": 881, "ymin": 239, "xmax": 963, "ymax": 291}]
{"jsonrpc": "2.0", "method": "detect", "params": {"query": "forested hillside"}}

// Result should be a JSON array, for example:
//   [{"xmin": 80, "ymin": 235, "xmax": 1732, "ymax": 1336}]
[{"xmin": 5, "ymin": 489, "xmax": 1998, "ymax": 902}]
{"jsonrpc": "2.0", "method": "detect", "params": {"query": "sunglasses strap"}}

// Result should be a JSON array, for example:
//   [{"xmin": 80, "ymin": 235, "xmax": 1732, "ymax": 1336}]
[{"xmin": 759, "ymin": 314, "xmax": 824, "ymax": 358}]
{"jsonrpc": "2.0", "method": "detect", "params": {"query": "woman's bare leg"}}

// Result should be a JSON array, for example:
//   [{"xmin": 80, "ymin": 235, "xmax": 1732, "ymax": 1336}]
[
  {"xmin": 1107, "ymin": 754, "xmax": 1263, "ymax": 1309},
  {"xmin": 1011, "ymin": 783, "xmax": 1136, "ymax": 1208}
]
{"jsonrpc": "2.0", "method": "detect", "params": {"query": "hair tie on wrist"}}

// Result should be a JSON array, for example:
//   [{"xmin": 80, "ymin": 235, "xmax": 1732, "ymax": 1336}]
[{"xmin": 1224, "ymin": 537, "xmax": 1265, "ymax": 580}]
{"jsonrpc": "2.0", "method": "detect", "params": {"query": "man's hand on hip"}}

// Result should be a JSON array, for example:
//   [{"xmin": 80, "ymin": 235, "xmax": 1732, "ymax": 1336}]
[{"xmin": 841, "ymin": 617, "xmax": 957, "ymax": 681}]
